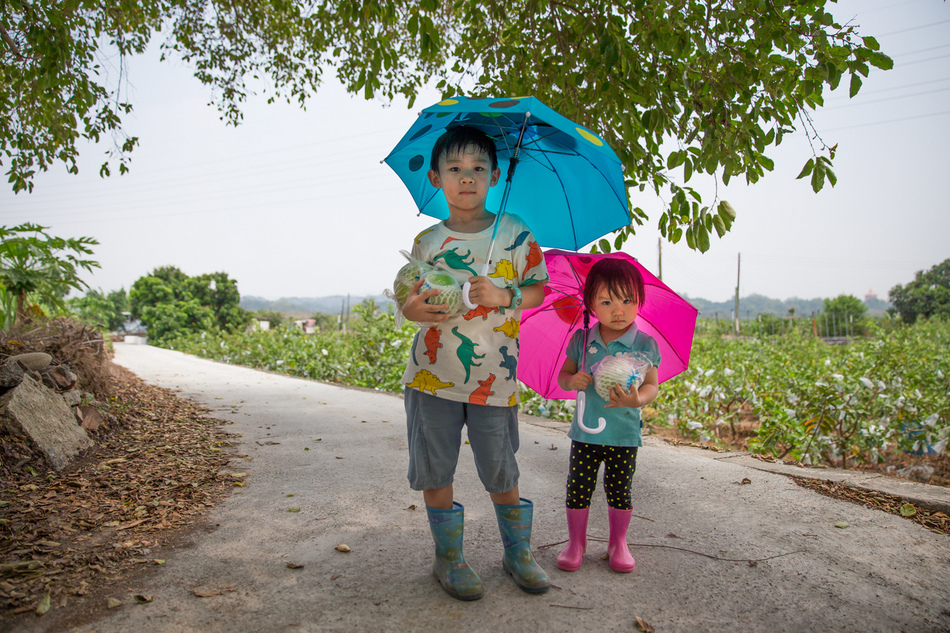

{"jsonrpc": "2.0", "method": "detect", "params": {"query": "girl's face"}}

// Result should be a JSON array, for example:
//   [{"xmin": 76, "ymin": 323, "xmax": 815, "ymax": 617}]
[{"xmin": 590, "ymin": 284, "xmax": 639, "ymax": 336}]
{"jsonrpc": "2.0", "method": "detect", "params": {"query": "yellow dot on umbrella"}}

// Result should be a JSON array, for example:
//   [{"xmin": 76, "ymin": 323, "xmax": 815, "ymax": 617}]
[
  {"xmin": 576, "ymin": 127, "xmax": 604, "ymax": 146},
  {"xmin": 438, "ymin": 99, "xmax": 459, "ymax": 106}
]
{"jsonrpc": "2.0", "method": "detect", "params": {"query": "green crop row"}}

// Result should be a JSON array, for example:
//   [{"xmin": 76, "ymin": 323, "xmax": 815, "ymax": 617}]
[{"xmin": 163, "ymin": 302, "xmax": 949, "ymax": 468}]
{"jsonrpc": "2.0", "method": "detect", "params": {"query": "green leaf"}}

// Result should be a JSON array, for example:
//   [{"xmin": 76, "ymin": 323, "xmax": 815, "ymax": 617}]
[
  {"xmin": 718, "ymin": 200, "xmax": 737, "ymax": 223},
  {"xmin": 849, "ymin": 73, "xmax": 862, "ymax": 98},
  {"xmin": 712, "ymin": 214, "xmax": 727, "ymax": 237},
  {"xmin": 899, "ymin": 503, "xmax": 917, "ymax": 518},
  {"xmin": 696, "ymin": 224, "xmax": 710, "ymax": 253},
  {"xmin": 796, "ymin": 159, "xmax": 815, "ymax": 180},
  {"xmin": 599, "ymin": 238, "xmax": 611, "ymax": 253},
  {"xmin": 35, "ymin": 593, "xmax": 51, "ymax": 616}
]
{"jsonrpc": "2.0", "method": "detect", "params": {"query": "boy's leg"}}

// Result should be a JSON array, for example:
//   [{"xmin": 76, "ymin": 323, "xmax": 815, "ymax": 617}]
[
  {"xmin": 406, "ymin": 390, "xmax": 482, "ymax": 598},
  {"xmin": 424, "ymin": 485, "xmax": 454, "ymax": 510},
  {"xmin": 464, "ymin": 403, "xmax": 549, "ymax": 594},
  {"xmin": 405, "ymin": 389, "xmax": 464, "ymax": 495}
]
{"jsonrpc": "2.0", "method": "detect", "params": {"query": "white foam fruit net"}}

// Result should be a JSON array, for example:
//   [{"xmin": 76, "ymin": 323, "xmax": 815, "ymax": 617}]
[{"xmin": 592, "ymin": 352, "xmax": 653, "ymax": 401}]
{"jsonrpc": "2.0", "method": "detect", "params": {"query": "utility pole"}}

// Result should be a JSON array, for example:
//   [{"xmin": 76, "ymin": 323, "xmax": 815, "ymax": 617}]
[
  {"xmin": 734, "ymin": 253, "xmax": 741, "ymax": 335},
  {"xmin": 657, "ymin": 237, "xmax": 663, "ymax": 281}
]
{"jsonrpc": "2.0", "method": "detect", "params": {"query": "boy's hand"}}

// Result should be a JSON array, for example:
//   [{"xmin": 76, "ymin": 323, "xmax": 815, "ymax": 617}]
[
  {"xmin": 401, "ymin": 279, "xmax": 450, "ymax": 323},
  {"xmin": 566, "ymin": 371, "xmax": 593, "ymax": 392},
  {"xmin": 465, "ymin": 276, "xmax": 508, "ymax": 308}
]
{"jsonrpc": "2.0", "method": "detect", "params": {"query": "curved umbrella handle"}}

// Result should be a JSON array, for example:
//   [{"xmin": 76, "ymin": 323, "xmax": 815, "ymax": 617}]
[
  {"xmin": 462, "ymin": 262, "xmax": 491, "ymax": 310},
  {"xmin": 574, "ymin": 391, "xmax": 607, "ymax": 434}
]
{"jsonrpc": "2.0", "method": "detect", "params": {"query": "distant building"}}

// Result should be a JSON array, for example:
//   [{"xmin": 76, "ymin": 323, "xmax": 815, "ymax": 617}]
[{"xmin": 863, "ymin": 289, "xmax": 878, "ymax": 303}]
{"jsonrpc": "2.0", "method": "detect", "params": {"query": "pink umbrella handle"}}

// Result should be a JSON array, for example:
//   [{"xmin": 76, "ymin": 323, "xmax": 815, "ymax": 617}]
[{"xmin": 574, "ymin": 392, "xmax": 606, "ymax": 434}]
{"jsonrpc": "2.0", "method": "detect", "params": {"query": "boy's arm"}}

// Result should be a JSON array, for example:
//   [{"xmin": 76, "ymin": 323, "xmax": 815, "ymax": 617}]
[
  {"xmin": 464, "ymin": 277, "xmax": 547, "ymax": 310},
  {"xmin": 519, "ymin": 282, "xmax": 546, "ymax": 311}
]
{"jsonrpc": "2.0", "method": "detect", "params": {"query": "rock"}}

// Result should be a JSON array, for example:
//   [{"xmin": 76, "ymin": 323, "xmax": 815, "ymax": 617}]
[
  {"xmin": 0, "ymin": 375, "xmax": 94, "ymax": 471},
  {"xmin": 63, "ymin": 390, "xmax": 83, "ymax": 407},
  {"xmin": 42, "ymin": 365, "xmax": 78, "ymax": 390},
  {"xmin": 75, "ymin": 405, "xmax": 103, "ymax": 432},
  {"xmin": 10, "ymin": 353, "xmax": 52, "ymax": 371}
]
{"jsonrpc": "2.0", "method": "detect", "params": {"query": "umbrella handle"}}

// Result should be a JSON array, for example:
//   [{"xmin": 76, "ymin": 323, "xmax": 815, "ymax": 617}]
[
  {"xmin": 461, "ymin": 262, "xmax": 491, "ymax": 310},
  {"xmin": 575, "ymin": 392, "xmax": 606, "ymax": 434}
]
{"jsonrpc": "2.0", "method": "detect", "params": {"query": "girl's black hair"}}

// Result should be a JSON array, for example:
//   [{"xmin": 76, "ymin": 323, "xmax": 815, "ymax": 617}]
[
  {"xmin": 583, "ymin": 258, "xmax": 646, "ymax": 312},
  {"xmin": 430, "ymin": 126, "xmax": 499, "ymax": 171}
]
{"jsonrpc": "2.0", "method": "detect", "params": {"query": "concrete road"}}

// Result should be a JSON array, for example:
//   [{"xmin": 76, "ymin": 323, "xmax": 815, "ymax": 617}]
[{"xmin": 25, "ymin": 343, "xmax": 950, "ymax": 632}]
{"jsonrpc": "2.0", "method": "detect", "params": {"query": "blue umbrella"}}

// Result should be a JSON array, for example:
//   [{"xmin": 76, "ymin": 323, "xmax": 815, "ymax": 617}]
[{"xmin": 384, "ymin": 96, "xmax": 631, "ymax": 253}]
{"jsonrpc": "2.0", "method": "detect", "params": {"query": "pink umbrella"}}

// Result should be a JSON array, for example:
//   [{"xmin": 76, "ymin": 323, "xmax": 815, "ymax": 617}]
[{"xmin": 519, "ymin": 249, "xmax": 698, "ymax": 399}]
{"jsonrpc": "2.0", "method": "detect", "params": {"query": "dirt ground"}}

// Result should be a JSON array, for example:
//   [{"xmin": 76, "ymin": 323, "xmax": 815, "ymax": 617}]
[{"xmin": 0, "ymin": 364, "xmax": 238, "ymax": 627}]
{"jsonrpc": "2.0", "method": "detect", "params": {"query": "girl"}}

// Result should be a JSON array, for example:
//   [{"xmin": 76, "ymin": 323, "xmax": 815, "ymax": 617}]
[{"xmin": 555, "ymin": 257, "xmax": 661, "ymax": 573}]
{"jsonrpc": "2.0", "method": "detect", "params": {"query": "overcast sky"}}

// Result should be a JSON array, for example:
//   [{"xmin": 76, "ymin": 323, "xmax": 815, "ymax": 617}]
[{"xmin": 3, "ymin": 0, "xmax": 949, "ymax": 305}]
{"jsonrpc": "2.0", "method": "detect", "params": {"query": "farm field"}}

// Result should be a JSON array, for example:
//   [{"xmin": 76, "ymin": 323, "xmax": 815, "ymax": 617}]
[{"xmin": 165, "ymin": 304, "xmax": 949, "ymax": 486}]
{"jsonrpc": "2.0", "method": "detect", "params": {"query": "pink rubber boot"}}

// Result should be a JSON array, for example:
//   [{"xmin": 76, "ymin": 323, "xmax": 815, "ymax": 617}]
[
  {"xmin": 556, "ymin": 507, "xmax": 589, "ymax": 571},
  {"xmin": 607, "ymin": 507, "xmax": 636, "ymax": 573}
]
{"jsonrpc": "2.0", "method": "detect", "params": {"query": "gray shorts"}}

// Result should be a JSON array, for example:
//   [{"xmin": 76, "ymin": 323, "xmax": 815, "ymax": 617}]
[{"xmin": 404, "ymin": 388, "xmax": 520, "ymax": 494}]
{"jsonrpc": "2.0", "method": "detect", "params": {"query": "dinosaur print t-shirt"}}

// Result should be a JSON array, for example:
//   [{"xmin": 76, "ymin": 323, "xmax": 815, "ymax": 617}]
[{"xmin": 401, "ymin": 213, "xmax": 548, "ymax": 408}]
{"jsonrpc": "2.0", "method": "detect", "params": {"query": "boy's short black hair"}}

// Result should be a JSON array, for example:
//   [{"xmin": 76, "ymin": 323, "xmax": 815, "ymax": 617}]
[{"xmin": 430, "ymin": 125, "xmax": 499, "ymax": 172}]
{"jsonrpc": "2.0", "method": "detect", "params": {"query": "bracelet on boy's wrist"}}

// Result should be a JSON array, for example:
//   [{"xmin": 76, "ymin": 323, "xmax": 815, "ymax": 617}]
[{"xmin": 506, "ymin": 283, "xmax": 523, "ymax": 310}]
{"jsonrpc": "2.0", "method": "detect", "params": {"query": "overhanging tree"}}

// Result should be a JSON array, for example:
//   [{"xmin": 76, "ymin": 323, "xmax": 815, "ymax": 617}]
[{"xmin": 2, "ymin": 0, "xmax": 892, "ymax": 251}]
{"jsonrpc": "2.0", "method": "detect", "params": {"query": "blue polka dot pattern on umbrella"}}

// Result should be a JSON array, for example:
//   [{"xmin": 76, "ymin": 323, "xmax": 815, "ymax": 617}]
[{"xmin": 408, "ymin": 155, "xmax": 425, "ymax": 172}]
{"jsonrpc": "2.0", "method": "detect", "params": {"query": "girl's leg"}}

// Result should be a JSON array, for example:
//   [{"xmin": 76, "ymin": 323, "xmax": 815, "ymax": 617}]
[
  {"xmin": 604, "ymin": 446, "xmax": 638, "ymax": 572},
  {"xmin": 558, "ymin": 442, "xmax": 598, "ymax": 571},
  {"xmin": 565, "ymin": 441, "xmax": 600, "ymax": 509}
]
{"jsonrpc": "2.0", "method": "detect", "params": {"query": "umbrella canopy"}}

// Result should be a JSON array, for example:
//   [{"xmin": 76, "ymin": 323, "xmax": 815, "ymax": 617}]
[
  {"xmin": 384, "ymin": 96, "xmax": 630, "ymax": 251},
  {"xmin": 519, "ymin": 249, "xmax": 698, "ymax": 400}
]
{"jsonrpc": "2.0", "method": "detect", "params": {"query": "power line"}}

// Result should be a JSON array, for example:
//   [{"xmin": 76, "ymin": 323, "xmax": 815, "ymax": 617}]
[
  {"xmin": 877, "ymin": 18, "xmax": 950, "ymax": 37},
  {"xmin": 822, "ymin": 108, "xmax": 950, "ymax": 131}
]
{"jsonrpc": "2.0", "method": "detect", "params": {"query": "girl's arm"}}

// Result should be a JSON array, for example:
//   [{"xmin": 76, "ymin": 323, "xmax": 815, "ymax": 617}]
[
  {"xmin": 604, "ymin": 366, "xmax": 659, "ymax": 409},
  {"xmin": 558, "ymin": 356, "xmax": 593, "ymax": 392}
]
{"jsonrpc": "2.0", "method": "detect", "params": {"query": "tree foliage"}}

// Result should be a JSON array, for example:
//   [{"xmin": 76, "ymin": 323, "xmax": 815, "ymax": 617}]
[
  {"xmin": 129, "ymin": 266, "xmax": 250, "ymax": 344},
  {"xmin": 0, "ymin": 223, "xmax": 99, "ymax": 326},
  {"xmin": 68, "ymin": 287, "xmax": 129, "ymax": 331},
  {"xmin": 3, "ymin": 0, "xmax": 891, "ymax": 252},
  {"xmin": 889, "ymin": 259, "xmax": 950, "ymax": 325}
]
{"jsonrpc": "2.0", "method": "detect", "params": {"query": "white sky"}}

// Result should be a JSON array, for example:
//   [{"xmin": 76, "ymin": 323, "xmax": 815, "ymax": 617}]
[{"xmin": 2, "ymin": 0, "xmax": 949, "ymax": 304}]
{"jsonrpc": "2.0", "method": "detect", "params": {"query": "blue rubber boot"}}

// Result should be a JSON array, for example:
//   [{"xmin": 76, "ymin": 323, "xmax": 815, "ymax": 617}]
[
  {"xmin": 494, "ymin": 498, "xmax": 551, "ymax": 594},
  {"xmin": 427, "ymin": 502, "xmax": 484, "ymax": 601}
]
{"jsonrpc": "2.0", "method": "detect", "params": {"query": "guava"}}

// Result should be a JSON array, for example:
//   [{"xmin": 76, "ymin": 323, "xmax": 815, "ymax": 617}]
[
  {"xmin": 420, "ymin": 271, "xmax": 463, "ymax": 315},
  {"xmin": 593, "ymin": 353, "xmax": 653, "ymax": 401}
]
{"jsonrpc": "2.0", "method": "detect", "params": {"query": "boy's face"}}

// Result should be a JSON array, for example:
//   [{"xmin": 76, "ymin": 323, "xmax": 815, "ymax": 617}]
[{"xmin": 427, "ymin": 146, "xmax": 500, "ymax": 215}]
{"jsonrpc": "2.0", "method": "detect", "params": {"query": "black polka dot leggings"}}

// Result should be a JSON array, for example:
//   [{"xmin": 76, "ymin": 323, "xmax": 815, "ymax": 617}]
[{"xmin": 565, "ymin": 440, "xmax": 638, "ymax": 510}]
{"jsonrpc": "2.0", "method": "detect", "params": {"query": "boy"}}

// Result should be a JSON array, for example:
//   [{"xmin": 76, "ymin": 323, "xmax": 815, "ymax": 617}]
[{"xmin": 400, "ymin": 126, "xmax": 550, "ymax": 600}]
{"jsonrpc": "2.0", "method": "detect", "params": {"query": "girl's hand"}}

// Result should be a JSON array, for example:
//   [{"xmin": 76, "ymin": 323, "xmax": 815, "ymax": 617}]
[
  {"xmin": 401, "ymin": 279, "xmax": 450, "ymax": 323},
  {"xmin": 567, "ymin": 371, "xmax": 593, "ymax": 391},
  {"xmin": 604, "ymin": 383, "xmax": 642, "ymax": 408}
]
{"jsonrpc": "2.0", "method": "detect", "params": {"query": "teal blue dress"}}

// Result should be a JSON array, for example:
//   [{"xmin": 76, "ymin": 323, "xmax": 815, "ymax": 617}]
[{"xmin": 566, "ymin": 325, "xmax": 661, "ymax": 447}]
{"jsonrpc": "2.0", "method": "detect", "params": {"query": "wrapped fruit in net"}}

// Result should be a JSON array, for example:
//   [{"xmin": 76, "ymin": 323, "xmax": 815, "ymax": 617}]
[
  {"xmin": 592, "ymin": 352, "xmax": 653, "ymax": 401},
  {"xmin": 420, "ymin": 270, "xmax": 463, "ymax": 316},
  {"xmin": 392, "ymin": 251, "xmax": 435, "ymax": 308}
]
